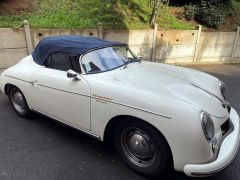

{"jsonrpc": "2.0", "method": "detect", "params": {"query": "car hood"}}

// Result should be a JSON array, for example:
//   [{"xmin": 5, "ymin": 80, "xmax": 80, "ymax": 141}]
[{"xmin": 113, "ymin": 62, "xmax": 228, "ymax": 118}]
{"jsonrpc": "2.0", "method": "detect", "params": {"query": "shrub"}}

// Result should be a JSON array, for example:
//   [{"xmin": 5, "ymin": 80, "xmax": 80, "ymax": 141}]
[
  {"xmin": 184, "ymin": 0, "xmax": 232, "ymax": 28},
  {"xmin": 184, "ymin": 3, "xmax": 197, "ymax": 20},
  {"xmin": 196, "ymin": 0, "xmax": 230, "ymax": 28}
]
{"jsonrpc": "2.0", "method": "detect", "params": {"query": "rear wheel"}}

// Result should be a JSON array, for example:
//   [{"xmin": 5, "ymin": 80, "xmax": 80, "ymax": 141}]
[
  {"xmin": 8, "ymin": 86, "xmax": 32, "ymax": 118},
  {"xmin": 114, "ymin": 119, "xmax": 171, "ymax": 177}
]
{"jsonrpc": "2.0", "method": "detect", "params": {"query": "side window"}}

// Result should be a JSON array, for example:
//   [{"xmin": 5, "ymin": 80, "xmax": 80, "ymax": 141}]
[
  {"xmin": 71, "ymin": 56, "xmax": 81, "ymax": 73},
  {"xmin": 46, "ymin": 53, "xmax": 72, "ymax": 71}
]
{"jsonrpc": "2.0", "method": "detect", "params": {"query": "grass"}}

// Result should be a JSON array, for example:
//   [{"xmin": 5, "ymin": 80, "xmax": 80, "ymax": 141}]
[
  {"xmin": 0, "ymin": 0, "xmax": 197, "ymax": 30},
  {"xmin": 157, "ymin": 5, "xmax": 196, "ymax": 30},
  {"xmin": 0, "ymin": 0, "xmax": 238, "ymax": 30}
]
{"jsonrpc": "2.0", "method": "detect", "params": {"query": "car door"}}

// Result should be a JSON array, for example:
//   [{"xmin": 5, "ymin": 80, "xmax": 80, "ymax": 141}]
[{"xmin": 30, "ymin": 53, "xmax": 91, "ymax": 130}]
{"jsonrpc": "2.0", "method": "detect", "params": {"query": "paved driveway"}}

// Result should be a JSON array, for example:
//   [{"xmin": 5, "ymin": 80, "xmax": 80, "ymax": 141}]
[{"xmin": 0, "ymin": 64, "xmax": 239, "ymax": 180}]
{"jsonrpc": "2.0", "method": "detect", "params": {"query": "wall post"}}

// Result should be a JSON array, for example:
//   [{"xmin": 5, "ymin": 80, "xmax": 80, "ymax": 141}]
[
  {"xmin": 193, "ymin": 25, "xmax": 202, "ymax": 62},
  {"xmin": 151, "ymin": 23, "xmax": 158, "ymax": 61},
  {"xmin": 23, "ymin": 20, "xmax": 33, "ymax": 55},
  {"xmin": 97, "ymin": 22, "xmax": 103, "ymax": 39},
  {"xmin": 231, "ymin": 27, "xmax": 240, "ymax": 62}
]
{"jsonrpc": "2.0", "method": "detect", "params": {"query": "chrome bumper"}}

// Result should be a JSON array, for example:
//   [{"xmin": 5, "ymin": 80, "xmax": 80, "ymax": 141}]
[
  {"xmin": 0, "ymin": 74, "xmax": 4, "ymax": 94},
  {"xmin": 184, "ymin": 107, "xmax": 240, "ymax": 177}
]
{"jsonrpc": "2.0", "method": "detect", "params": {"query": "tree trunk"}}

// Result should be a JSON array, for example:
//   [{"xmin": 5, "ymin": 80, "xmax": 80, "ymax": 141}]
[{"xmin": 149, "ymin": 0, "xmax": 162, "ymax": 28}]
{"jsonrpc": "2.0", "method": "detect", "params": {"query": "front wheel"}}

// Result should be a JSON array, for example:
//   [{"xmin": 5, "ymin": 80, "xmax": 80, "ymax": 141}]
[
  {"xmin": 114, "ymin": 120, "xmax": 172, "ymax": 177},
  {"xmin": 8, "ymin": 86, "xmax": 32, "ymax": 118}
]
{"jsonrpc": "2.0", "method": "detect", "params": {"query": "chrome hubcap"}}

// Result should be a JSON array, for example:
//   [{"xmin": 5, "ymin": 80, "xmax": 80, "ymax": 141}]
[
  {"xmin": 11, "ymin": 89, "xmax": 25, "ymax": 113},
  {"xmin": 121, "ymin": 127, "xmax": 156, "ymax": 167},
  {"xmin": 129, "ymin": 134, "xmax": 151, "ymax": 158}
]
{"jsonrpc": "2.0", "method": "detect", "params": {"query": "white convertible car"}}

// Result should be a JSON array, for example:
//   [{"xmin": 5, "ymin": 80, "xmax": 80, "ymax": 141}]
[{"xmin": 0, "ymin": 35, "xmax": 239, "ymax": 177}]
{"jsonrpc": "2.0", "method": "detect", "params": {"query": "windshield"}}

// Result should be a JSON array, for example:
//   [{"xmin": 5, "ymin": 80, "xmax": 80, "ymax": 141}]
[{"xmin": 81, "ymin": 46, "xmax": 137, "ymax": 74}]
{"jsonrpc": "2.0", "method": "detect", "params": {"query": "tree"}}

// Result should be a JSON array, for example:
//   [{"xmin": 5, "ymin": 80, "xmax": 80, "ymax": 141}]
[{"xmin": 149, "ymin": 0, "xmax": 169, "ymax": 28}]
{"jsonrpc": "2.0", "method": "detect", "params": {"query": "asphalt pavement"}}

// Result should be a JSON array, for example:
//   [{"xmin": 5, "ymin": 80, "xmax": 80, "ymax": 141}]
[{"xmin": 0, "ymin": 64, "xmax": 240, "ymax": 180}]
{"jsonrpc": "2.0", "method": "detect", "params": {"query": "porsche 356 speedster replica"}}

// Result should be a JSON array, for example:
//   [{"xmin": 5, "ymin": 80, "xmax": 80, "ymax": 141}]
[{"xmin": 0, "ymin": 35, "xmax": 239, "ymax": 177}]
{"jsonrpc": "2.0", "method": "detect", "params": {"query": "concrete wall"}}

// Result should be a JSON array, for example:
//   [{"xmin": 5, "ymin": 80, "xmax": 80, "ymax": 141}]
[
  {"xmin": 235, "ymin": 34, "xmax": 240, "ymax": 62},
  {"xmin": 156, "ymin": 30, "xmax": 198, "ymax": 63},
  {"xmin": 0, "ymin": 26, "xmax": 239, "ymax": 70},
  {"xmin": 0, "ymin": 28, "xmax": 28, "ymax": 69},
  {"xmin": 196, "ymin": 32, "xmax": 236, "ymax": 62}
]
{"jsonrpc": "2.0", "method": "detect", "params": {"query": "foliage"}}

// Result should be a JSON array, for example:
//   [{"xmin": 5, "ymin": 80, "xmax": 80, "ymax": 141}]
[
  {"xmin": 184, "ymin": 3, "xmax": 197, "ymax": 20},
  {"xmin": 184, "ymin": 0, "xmax": 233, "ymax": 28},
  {"xmin": 158, "ymin": 4, "xmax": 196, "ymax": 29},
  {"xmin": 231, "ymin": 0, "xmax": 240, "ymax": 27},
  {"xmin": 197, "ymin": 0, "xmax": 232, "ymax": 28},
  {"xmin": 0, "ymin": 0, "xmax": 235, "ymax": 30}
]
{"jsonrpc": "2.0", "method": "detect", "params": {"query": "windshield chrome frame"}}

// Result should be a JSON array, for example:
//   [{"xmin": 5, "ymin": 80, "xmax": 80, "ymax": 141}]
[{"xmin": 79, "ymin": 45, "xmax": 136, "ymax": 75}]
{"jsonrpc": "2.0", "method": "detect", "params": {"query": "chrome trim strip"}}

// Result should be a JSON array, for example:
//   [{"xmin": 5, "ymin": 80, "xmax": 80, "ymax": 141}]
[
  {"xmin": 32, "ymin": 109, "xmax": 101, "ymax": 140},
  {"xmin": 191, "ymin": 83, "xmax": 229, "ymax": 119},
  {"xmin": 5, "ymin": 75, "xmax": 171, "ymax": 119},
  {"xmin": 36, "ymin": 83, "xmax": 90, "ymax": 98},
  {"xmin": 35, "ymin": 84, "xmax": 171, "ymax": 119},
  {"xmin": 191, "ymin": 83, "xmax": 224, "ymax": 104},
  {"xmin": 4, "ymin": 75, "xmax": 31, "ymax": 84},
  {"xmin": 92, "ymin": 96, "xmax": 171, "ymax": 119}
]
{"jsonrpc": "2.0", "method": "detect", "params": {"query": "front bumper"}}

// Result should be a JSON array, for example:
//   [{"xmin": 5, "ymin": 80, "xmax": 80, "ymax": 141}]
[
  {"xmin": 184, "ymin": 107, "xmax": 240, "ymax": 177},
  {"xmin": 0, "ymin": 74, "xmax": 4, "ymax": 94}
]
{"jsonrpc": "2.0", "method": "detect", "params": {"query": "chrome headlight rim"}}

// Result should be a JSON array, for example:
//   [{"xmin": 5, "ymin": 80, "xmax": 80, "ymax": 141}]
[
  {"xmin": 201, "ymin": 112, "xmax": 215, "ymax": 141},
  {"xmin": 219, "ymin": 81, "xmax": 228, "ymax": 101}
]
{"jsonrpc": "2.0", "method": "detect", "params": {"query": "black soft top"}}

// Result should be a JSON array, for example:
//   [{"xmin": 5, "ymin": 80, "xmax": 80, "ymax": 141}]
[{"xmin": 32, "ymin": 35, "xmax": 126, "ymax": 65}]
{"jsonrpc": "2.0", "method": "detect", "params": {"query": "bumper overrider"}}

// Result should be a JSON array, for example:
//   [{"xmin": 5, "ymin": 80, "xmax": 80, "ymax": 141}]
[
  {"xmin": 0, "ymin": 74, "xmax": 4, "ymax": 93},
  {"xmin": 184, "ymin": 107, "xmax": 240, "ymax": 177}
]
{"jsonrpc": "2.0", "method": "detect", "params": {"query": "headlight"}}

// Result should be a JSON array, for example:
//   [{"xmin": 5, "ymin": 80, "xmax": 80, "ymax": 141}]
[
  {"xmin": 201, "ymin": 112, "xmax": 215, "ymax": 141},
  {"xmin": 219, "ymin": 81, "xmax": 228, "ymax": 101}
]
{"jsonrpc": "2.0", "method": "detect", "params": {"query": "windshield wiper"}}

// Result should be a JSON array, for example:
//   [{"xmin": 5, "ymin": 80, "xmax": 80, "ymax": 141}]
[{"xmin": 123, "ymin": 58, "xmax": 141, "ymax": 69}]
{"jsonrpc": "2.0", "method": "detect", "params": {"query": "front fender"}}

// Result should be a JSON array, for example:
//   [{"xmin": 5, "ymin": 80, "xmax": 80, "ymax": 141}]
[{"xmin": 90, "ymin": 95, "xmax": 212, "ymax": 172}]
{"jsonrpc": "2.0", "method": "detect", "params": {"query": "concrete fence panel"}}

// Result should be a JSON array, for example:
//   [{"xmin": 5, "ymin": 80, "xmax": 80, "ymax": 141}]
[
  {"xmin": 155, "ymin": 44, "xmax": 195, "ymax": 63},
  {"xmin": 236, "ymin": 33, "xmax": 240, "ymax": 45},
  {"xmin": 104, "ymin": 30, "xmax": 153, "ymax": 60},
  {"xmin": 0, "ymin": 48, "xmax": 28, "ymax": 69},
  {"xmin": 155, "ymin": 30, "xmax": 198, "ymax": 63},
  {"xmin": 129, "ymin": 45, "xmax": 152, "ymax": 60},
  {"xmin": 199, "ymin": 32, "xmax": 236, "ymax": 45},
  {"xmin": 236, "ymin": 36, "xmax": 240, "ymax": 62},
  {"xmin": 0, "ymin": 25, "xmax": 240, "ymax": 70},
  {"xmin": 196, "ymin": 44, "xmax": 233, "ymax": 61},
  {"xmin": 234, "ymin": 45, "xmax": 240, "ymax": 57},
  {"xmin": 0, "ymin": 28, "xmax": 28, "ymax": 69},
  {"xmin": 157, "ymin": 30, "xmax": 198, "ymax": 45},
  {"xmin": 104, "ymin": 30, "xmax": 153, "ymax": 45},
  {"xmin": 196, "ymin": 32, "xmax": 237, "ymax": 63},
  {"xmin": 234, "ymin": 48, "xmax": 240, "ymax": 62},
  {"xmin": 31, "ymin": 29, "xmax": 98, "ymax": 48},
  {"xmin": 0, "ymin": 28, "xmax": 26, "ymax": 49}
]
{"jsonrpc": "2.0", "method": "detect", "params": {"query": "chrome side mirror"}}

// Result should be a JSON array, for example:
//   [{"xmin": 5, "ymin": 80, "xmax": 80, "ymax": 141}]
[
  {"xmin": 67, "ymin": 70, "xmax": 80, "ymax": 80},
  {"xmin": 138, "ymin": 56, "xmax": 143, "ymax": 61}
]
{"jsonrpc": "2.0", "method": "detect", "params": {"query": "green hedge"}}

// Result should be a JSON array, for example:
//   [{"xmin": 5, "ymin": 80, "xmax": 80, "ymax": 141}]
[{"xmin": 184, "ymin": 0, "xmax": 232, "ymax": 28}]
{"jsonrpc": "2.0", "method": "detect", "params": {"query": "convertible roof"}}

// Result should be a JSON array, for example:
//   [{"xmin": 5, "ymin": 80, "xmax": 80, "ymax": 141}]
[{"xmin": 32, "ymin": 35, "xmax": 126, "ymax": 65}]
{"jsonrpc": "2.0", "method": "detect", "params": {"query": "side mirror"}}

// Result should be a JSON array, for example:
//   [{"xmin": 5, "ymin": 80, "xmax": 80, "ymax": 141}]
[
  {"xmin": 138, "ymin": 56, "xmax": 143, "ymax": 61},
  {"xmin": 67, "ymin": 70, "xmax": 80, "ymax": 80}
]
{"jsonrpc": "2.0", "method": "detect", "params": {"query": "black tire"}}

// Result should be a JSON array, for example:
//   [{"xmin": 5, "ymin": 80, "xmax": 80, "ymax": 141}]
[
  {"xmin": 114, "ymin": 119, "xmax": 171, "ymax": 178},
  {"xmin": 8, "ymin": 86, "xmax": 32, "ymax": 118}
]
